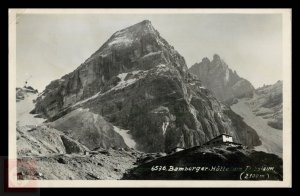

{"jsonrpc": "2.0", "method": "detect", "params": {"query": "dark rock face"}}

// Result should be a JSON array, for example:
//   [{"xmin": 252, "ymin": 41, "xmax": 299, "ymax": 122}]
[
  {"xmin": 60, "ymin": 135, "xmax": 86, "ymax": 154},
  {"xmin": 17, "ymin": 125, "xmax": 89, "ymax": 156},
  {"xmin": 33, "ymin": 20, "xmax": 187, "ymax": 119},
  {"xmin": 123, "ymin": 145, "xmax": 283, "ymax": 180},
  {"xmin": 33, "ymin": 20, "xmax": 261, "ymax": 152},
  {"xmin": 188, "ymin": 55, "xmax": 255, "ymax": 104}
]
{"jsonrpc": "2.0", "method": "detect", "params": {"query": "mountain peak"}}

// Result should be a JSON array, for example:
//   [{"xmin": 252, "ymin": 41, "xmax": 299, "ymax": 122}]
[
  {"xmin": 84, "ymin": 20, "xmax": 188, "ymax": 75},
  {"xmin": 188, "ymin": 54, "xmax": 254, "ymax": 103},
  {"xmin": 212, "ymin": 54, "xmax": 221, "ymax": 62},
  {"xmin": 139, "ymin": 19, "xmax": 152, "ymax": 25},
  {"xmin": 211, "ymin": 54, "xmax": 228, "ymax": 69},
  {"xmin": 201, "ymin": 57, "xmax": 210, "ymax": 64},
  {"xmin": 112, "ymin": 20, "xmax": 156, "ymax": 38}
]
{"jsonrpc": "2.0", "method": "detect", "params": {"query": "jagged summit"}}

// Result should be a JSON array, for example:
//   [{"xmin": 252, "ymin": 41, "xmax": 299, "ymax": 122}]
[
  {"xmin": 213, "ymin": 54, "xmax": 221, "ymax": 61},
  {"xmin": 189, "ymin": 54, "xmax": 254, "ymax": 103},
  {"xmin": 201, "ymin": 57, "xmax": 210, "ymax": 64},
  {"xmin": 140, "ymin": 19, "xmax": 151, "ymax": 24},
  {"xmin": 86, "ymin": 20, "xmax": 165, "ymax": 64},
  {"xmin": 201, "ymin": 54, "xmax": 228, "ymax": 69},
  {"xmin": 83, "ymin": 20, "xmax": 187, "ymax": 74}
]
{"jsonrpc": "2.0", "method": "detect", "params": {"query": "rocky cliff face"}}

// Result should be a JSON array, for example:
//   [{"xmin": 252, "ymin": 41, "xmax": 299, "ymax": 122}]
[
  {"xmin": 33, "ymin": 20, "xmax": 187, "ymax": 119},
  {"xmin": 188, "ymin": 55, "xmax": 255, "ymax": 104},
  {"xmin": 32, "ymin": 20, "xmax": 261, "ymax": 152}
]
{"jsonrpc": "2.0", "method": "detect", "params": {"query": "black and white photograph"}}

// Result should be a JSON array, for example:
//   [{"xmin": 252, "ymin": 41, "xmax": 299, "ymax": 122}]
[{"xmin": 8, "ymin": 9, "xmax": 292, "ymax": 187}]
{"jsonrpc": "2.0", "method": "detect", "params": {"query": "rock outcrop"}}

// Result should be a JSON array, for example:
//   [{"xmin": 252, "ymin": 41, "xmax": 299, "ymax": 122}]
[
  {"xmin": 50, "ymin": 108, "xmax": 128, "ymax": 150},
  {"xmin": 188, "ymin": 55, "xmax": 255, "ymax": 104},
  {"xmin": 17, "ymin": 125, "xmax": 89, "ymax": 156},
  {"xmin": 32, "ymin": 20, "xmax": 261, "ymax": 152},
  {"xmin": 17, "ymin": 146, "xmax": 144, "ymax": 180},
  {"xmin": 16, "ymin": 86, "xmax": 38, "ymax": 102}
]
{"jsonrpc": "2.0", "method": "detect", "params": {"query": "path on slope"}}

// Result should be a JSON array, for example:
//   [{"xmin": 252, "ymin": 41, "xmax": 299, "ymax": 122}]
[{"xmin": 231, "ymin": 98, "xmax": 282, "ymax": 157}]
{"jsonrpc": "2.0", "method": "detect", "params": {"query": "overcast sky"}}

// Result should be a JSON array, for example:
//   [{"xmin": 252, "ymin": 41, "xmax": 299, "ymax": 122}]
[{"xmin": 16, "ymin": 13, "xmax": 283, "ymax": 91}]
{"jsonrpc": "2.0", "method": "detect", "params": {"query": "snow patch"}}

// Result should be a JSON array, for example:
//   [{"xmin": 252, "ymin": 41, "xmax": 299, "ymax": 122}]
[
  {"xmin": 157, "ymin": 64, "xmax": 166, "ymax": 68},
  {"xmin": 70, "ymin": 70, "xmax": 147, "ymax": 109},
  {"xmin": 73, "ymin": 91, "xmax": 101, "ymax": 107},
  {"xmin": 189, "ymin": 106, "xmax": 198, "ymax": 121},
  {"xmin": 225, "ymin": 69, "xmax": 229, "ymax": 82},
  {"xmin": 111, "ymin": 70, "xmax": 146, "ymax": 91},
  {"xmin": 100, "ymin": 53, "xmax": 109, "ymax": 58},
  {"xmin": 113, "ymin": 126, "xmax": 136, "ymax": 149},
  {"xmin": 143, "ymin": 51, "xmax": 161, "ymax": 58},
  {"xmin": 108, "ymin": 35, "xmax": 132, "ymax": 47},
  {"xmin": 17, "ymin": 93, "xmax": 45, "ymax": 126},
  {"xmin": 156, "ymin": 39, "xmax": 165, "ymax": 47},
  {"xmin": 162, "ymin": 121, "xmax": 169, "ymax": 135},
  {"xmin": 155, "ymin": 64, "xmax": 169, "ymax": 73},
  {"xmin": 231, "ymin": 98, "xmax": 282, "ymax": 157}
]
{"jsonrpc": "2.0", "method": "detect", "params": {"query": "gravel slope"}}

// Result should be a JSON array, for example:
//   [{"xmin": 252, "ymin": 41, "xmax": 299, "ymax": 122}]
[
  {"xmin": 17, "ymin": 91, "xmax": 45, "ymax": 126},
  {"xmin": 231, "ymin": 98, "xmax": 282, "ymax": 157}
]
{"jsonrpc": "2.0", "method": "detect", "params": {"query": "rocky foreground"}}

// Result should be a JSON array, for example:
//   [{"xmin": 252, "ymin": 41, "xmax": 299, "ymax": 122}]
[
  {"xmin": 123, "ymin": 145, "xmax": 283, "ymax": 180},
  {"xmin": 17, "ymin": 125, "xmax": 166, "ymax": 180},
  {"xmin": 17, "ymin": 124, "xmax": 282, "ymax": 180}
]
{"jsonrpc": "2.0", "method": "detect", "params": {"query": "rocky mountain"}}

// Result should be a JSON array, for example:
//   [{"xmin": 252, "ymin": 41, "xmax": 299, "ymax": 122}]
[
  {"xmin": 31, "ymin": 20, "xmax": 261, "ymax": 153},
  {"xmin": 188, "ymin": 55, "xmax": 255, "ymax": 104},
  {"xmin": 188, "ymin": 55, "xmax": 282, "ymax": 157}
]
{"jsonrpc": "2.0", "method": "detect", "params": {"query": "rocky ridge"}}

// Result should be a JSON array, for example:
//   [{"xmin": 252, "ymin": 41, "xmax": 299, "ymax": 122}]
[{"xmin": 188, "ymin": 55, "xmax": 255, "ymax": 104}]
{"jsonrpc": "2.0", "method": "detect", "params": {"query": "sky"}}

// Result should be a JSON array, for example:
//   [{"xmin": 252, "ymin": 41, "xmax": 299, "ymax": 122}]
[{"xmin": 16, "ymin": 13, "xmax": 283, "ymax": 92}]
